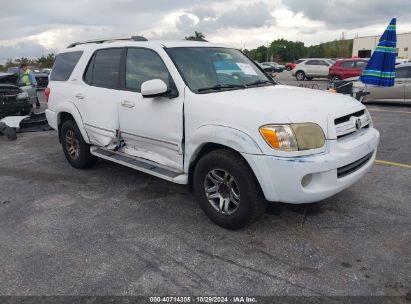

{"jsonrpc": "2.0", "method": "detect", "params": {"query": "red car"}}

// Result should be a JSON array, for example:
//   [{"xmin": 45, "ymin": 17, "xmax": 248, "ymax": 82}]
[
  {"xmin": 285, "ymin": 62, "xmax": 296, "ymax": 71},
  {"xmin": 329, "ymin": 58, "xmax": 368, "ymax": 81}
]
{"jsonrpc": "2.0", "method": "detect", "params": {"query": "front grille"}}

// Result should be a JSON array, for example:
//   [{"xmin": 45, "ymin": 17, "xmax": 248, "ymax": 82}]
[
  {"xmin": 334, "ymin": 110, "xmax": 365, "ymax": 125},
  {"xmin": 337, "ymin": 152, "xmax": 373, "ymax": 178},
  {"xmin": 0, "ymin": 88, "xmax": 20, "ymax": 96},
  {"xmin": 0, "ymin": 87, "xmax": 20, "ymax": 103},
  {"xmin": 334, "ymin": 109, "xmax": 370, "ymax": 138}
]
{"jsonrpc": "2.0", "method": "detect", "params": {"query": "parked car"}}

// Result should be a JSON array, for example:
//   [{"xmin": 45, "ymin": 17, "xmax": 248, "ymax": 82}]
[
  {"xmin": 292, "ymin": 58, "xmax": 333, "ymax": 80},
  {"xmin": 352, "ymin": 62, "xmax": 411, "ymax": 104},
  {"xmin": 0, "ymin": 73, "xmax": 31, "ymax": 116},
  {"xmin": 6, "ymin": 66, "xmax": 49, "ymax": 90},
  {"xmin": 395, "ymin": 58, "xmax": 408, "ymax": 65},
  {"xmin": 46, "ymin": 37, "xmax": 379, "ymax": 229},
  {"xmin": 42, "ymin": 68, "xmax": 52, "ymax": 75},
  {"xmin": 285, "ymin": 62, "xmax": 296, "ymax": 71},
  {"xmin": 28, "ymin": 66, "xmax": 49, "ymax": 90},
  {"xmin": 256, "ymin": 62, "xmax": 277, "ymax": 76},
  {"xmin": 329, "ymin": 58, "xmax": 368, "ymax": 81},
  {"xmin": 261, "ymin": 62, "xmax": 285, "ymax": 72}
]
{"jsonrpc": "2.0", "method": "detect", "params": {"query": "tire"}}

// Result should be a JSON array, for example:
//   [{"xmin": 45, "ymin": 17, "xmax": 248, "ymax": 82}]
[
  {"xmin": 20, "ymin": 105, "xmax": 31, "ymax": 115},
  {"xmin": 193, "ymin": 149, "xmax": 267, "ymax": 229},
  {"xmin": 286, "ymin": 67, "xmax": 291, "ymax": 71},
  {"xmin": 306, "ymin": 77, "xmax": 313, "ymax": 81},
  {"xmin": 295, "ymin": 71, "xmax": 305, "ymax": 81},
  {"xmin": 61, "ymin": 120, "xmax": 97, "ymax": 169}
]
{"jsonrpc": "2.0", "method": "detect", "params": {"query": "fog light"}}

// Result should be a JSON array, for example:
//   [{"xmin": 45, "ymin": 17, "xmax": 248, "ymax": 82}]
[{"xmin": 301, "ymin": 174, "xmax": 312, "ymax": 187}]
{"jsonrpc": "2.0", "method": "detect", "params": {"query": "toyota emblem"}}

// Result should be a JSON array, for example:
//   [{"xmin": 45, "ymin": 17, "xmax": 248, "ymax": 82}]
[{"xmin": 355, "ymin": 118, "xmax": 362, "ymax": 130}]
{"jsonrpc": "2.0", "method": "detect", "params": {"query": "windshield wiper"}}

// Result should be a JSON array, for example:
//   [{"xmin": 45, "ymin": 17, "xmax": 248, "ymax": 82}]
[
  {"xmin": 245, "ymin": 79, "xmax": 275, "ymax": 87},
  {"xmin": 197, "ymin": 83, "xmax": 246, "ymax": 93}
]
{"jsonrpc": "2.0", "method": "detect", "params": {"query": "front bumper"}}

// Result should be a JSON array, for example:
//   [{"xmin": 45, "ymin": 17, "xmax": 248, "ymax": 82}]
[
  {"xmin": 243, "ymin": 127, "xmax": 380, "ymax": 204},
  {"xmin": 45, "ymin": 109, "xmax": 57, "ymax": 130},
  {"xmin": 0, "ymin": 99, "xmax": 30, "ymax": 115}
]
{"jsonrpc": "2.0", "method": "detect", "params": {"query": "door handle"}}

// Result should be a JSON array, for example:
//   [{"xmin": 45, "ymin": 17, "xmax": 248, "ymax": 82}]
[
  {"xmin": 121, "ymin": 100, "xmax": 135, "ymax": 108},
  {"xmin": 75, "ymin": 93, "xmax": 85, "ymax": 100}
]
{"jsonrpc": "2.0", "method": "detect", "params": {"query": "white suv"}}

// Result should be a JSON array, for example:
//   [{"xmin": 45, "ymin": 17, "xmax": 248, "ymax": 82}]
[
  {"xmin": 46, "ymin": 37, "xmax": 379, "ymax": 229},
  {"xmin": 292, "ymin": 58, "xmax": 334, "ymax": 81}
]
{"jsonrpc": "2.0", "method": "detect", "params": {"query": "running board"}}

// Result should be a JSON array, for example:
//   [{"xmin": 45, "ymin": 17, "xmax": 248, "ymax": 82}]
[{"xmin": 90, "ymin": 147, "xmax": 188, "ymax": 184}]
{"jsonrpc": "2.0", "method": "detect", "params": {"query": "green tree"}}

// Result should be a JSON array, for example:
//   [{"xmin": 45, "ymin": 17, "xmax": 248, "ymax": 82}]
[
  {"xmin": 37, "ymin": 53, "xmax": 55, "ymax": 68},
  {"xmin": 185, "ymin": 31, "xmax": 207, "ymax": 42}
]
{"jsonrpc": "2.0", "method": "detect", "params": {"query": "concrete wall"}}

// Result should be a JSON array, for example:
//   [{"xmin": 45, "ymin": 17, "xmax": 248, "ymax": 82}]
[{"xmin": 352, "ymin": 32, "xmax": 411, "ymax": 59}]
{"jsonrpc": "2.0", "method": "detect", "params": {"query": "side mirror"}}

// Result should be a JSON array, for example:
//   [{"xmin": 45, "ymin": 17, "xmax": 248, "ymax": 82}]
[{"xmin": 141, "ymin": 79, "xmax": 168, "ymax": 98}]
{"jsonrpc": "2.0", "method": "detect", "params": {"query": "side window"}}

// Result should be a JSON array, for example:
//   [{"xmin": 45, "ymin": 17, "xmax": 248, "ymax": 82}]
[
  {"xmin": 396, "ymin": 67, "xmax": 411, "ymax": 78},
  {"xmin": 84, "ymin": 48, "xmax": 122, "ymax": 88},
  {"xmin": 318, "ymin": 60, "xmax": 329, "ymax": 66},
  {"xmin": 341, "ymin": 61, "xmax": 354, "ymax": 68},
  {"xmin": 51, "ymin": 51, "xmax": 83, "ymax": 81},
  {"xmin": 305, "ymin": 60, "xmax": 317, "ymax": 65},
  {"xmin": 355, "ymin": 61, "xmax": 368, "ymax": 68},
  {"xmin": 125, "ymin": 48, "xmax": 170, "ymax": 91}
]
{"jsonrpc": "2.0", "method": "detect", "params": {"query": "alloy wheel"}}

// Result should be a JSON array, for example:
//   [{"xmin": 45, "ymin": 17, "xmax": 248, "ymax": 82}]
[
  {"xmin": 65, "ymin": 130, "xmax": 80, "ymax": 160},
  {"xmin": 204, "ymin": 169, "xmax": 240, "ymax": 215}
]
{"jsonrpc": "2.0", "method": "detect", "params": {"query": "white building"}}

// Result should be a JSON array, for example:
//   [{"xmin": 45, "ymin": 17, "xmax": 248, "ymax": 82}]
[{"xmin": 352, "ymin": 32, "xmax": 411, "ymax": 59}]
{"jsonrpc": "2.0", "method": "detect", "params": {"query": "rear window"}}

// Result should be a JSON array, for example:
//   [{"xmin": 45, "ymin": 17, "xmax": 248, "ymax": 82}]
[{"xmin": 50, "ymin": 51, "xmax": 83, "ymax": 81}]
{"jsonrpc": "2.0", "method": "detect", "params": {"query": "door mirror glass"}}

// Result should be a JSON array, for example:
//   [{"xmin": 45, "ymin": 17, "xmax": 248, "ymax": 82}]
[{"xmin": 141, "ymin": 79, "xmax": 168, "ymax": 98}]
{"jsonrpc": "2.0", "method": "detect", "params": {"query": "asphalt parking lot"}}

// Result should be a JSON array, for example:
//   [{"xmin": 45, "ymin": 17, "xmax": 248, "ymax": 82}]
[
  {"xmin": 0, "ymin": 89, "xmax": 410, "ymax": 298},
  {"xmin": 276, "ymin": 70, "xmax": 330, "ymax": 90}
]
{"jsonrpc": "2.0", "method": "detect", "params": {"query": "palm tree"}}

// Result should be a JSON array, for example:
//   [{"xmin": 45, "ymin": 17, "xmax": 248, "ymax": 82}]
[{"xmin": 185, "ymin": 31, "xmax": 207, "ymax": 42}]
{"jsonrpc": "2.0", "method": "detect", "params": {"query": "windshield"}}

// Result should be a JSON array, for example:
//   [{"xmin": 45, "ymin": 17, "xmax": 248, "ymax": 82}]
[{"xmin": 167, "ymin": 47, "xmax": 272, "ymax": 93}]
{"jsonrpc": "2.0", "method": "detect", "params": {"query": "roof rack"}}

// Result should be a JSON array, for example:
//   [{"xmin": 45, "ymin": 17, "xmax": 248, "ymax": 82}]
[{"xmin": 67, "ymin": 35, "xmax": 148, "ymax": 48}]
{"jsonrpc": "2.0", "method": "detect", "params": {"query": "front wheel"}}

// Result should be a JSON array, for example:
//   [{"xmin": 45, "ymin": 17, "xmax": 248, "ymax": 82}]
[
  {"xmin": 61, "ymin": 120, "xmax": 97, "ymax": 169},
  {"xmin": 295, "ymin": 71, "xmax": 305, "ymax": 81},
  {"xmin": 193, "ymin": 149, "xmax": 267, "ymax": 229},
  {"xmin": 286, "ymin": 67, "xmax": 291, "ymax": 71}
]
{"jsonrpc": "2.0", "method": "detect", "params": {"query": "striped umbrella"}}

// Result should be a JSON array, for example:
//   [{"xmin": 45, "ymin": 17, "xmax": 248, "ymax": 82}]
[{"xmin": 360, "ymin": 18, "xmax": 397, "ymax": 87}]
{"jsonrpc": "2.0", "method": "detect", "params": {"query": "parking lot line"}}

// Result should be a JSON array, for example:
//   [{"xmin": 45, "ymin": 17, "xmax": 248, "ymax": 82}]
[
  {"xmin": 375, "ymin": 159, "xmax": 411, "ymax": 169},
  {"xmin": 368, "ymin": 108, "xmax": 411, "ymax": 115}
]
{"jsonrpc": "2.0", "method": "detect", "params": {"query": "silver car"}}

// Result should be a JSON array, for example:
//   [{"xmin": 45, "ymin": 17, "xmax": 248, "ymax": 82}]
[{"xmin": 353, "ymin": 62, "xmax": 411, "ymax": 104}]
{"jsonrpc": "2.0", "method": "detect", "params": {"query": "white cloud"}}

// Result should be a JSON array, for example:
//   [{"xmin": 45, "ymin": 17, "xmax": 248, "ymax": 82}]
[{"xmin": 1, "ymin": 0, "xmax": 410, "ymax": 64}]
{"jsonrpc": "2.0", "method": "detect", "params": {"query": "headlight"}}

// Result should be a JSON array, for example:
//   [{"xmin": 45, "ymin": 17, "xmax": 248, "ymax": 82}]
[
  {"xmin": 259, "ymin": 123, "xmax": 325, "ymax": 151},
  {"xmin": 16, "ymin": 92, "xmax": 29, "ymax": 100}
]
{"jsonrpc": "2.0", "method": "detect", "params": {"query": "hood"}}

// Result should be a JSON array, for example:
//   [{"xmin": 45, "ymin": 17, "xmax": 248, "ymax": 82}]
[
  {"xmin": 188, "ymin": 84, "xmax": 364, "ymax": 139},
  {"xmin": 0, "ymin": 73, "xmax": 18, "ymax": 86}
]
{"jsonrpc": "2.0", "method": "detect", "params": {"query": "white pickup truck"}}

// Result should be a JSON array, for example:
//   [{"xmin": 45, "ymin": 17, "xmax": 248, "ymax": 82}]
[{"xmin": 45, "ymin": 37, "xmax": 380, "ymax": 229}]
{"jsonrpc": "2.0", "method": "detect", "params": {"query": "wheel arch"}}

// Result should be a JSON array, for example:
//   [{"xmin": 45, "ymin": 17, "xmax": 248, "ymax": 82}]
[
  {"xmin": 56, "ymin": 102, "xmax": 89, "ymax": 143},
  {"xmin": 186, "ymin": 125, "xmax": 263, "ymax": 191},
  {"xmin": 187, "ymin": 143, "xmax": 263, "ymax": 193}
]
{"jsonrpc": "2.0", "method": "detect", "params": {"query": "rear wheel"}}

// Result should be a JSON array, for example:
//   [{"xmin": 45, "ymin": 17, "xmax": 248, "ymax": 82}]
[
  {"xmin": 286, "ymin": 67, "xmax": 292, "ymax": 71},
  {"xmin": 306, "ymin": 77, "xmax": 314, "ymax": 81},
  {"xmin": 61, "ymin": 120, "xmax": 97, "ymax": 169},
  {"xmin": 193, "ymin": 149, "xmax": 267, "ymax": 229},
  {"xmin": 295, "ymin": 71, "xmax": 305, "ymax": 81}
]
